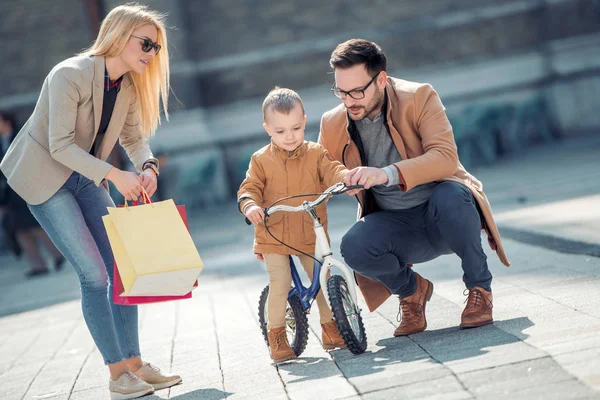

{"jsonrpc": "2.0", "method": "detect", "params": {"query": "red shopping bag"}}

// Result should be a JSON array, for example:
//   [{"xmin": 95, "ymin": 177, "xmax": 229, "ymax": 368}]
[{"xmin": 112, "ymin": 198, "xmax": 198, "ymax": 305}]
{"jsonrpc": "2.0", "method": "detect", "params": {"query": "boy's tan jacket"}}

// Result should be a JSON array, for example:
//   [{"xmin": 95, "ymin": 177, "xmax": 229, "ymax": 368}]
[
  {"xmin": 318, "ymin": 77, "xmax": 510, "ymax": 312},
  {"xmin": 238, "ymin": 141, "xmax": 348, "ymax": 255},
  {"xmin": 0, "ymin": 55, "xmax": 156, "ymax": 205}
]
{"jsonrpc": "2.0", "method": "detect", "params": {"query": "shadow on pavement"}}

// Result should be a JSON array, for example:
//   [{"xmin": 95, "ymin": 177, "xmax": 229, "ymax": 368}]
[
  {"xmin": 279, "ymin": 317, "xmax": 533, "ymax": 384},
  {"xmin": 147, "ymin": 387, "xmax": 233, "ymax": 399}
]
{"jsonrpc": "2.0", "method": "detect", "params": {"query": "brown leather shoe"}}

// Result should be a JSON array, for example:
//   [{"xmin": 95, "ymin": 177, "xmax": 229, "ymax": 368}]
[
  {"xmin": 460, "ymin": 286, "xmax": 493, "ymax": 329},
  {"xmin": 321, "ymin": 320, "xmax": 347, "ymax": 350},
  {"xmin": 267, "ymin": 327, "xmax": 297, "ymax": 363},
  {"xmin": 394, "ymin": 273, "xmax": 434, "ymax": 337}
]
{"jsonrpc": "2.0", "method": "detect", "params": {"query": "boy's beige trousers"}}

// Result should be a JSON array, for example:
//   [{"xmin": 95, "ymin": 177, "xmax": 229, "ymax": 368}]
[{"xmin": 263, "ymin": 254, "xmax": 334, "ymax": 329}]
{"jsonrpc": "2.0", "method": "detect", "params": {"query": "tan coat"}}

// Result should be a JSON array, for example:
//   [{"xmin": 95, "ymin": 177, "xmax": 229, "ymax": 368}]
[
  {"xmin": 0, "ymin": 55, "xmax": 156, "ymax": 205},
  {"xmin": 318, "ymin": 77, "xmax": 510, "ymax": 312},
  {"xmin": 238, "ymin": 141, "xmax": 348, "ymax": 255}
]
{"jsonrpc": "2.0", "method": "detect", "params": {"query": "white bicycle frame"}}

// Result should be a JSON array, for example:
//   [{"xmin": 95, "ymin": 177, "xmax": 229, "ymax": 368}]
[
  {"xmin": 314, "ymin": 219, "xmax": 360, "ymax": 308},
  {"xmin": 266, "ymin": 183, "xmax": 361, "ymax": 309}
]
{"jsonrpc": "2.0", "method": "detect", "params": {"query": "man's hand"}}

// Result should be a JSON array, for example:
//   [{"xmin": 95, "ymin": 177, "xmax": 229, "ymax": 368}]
[
  {"xmin": 140, "ymin": 169, "xmax": 158, "ymax": 199},
  {"xmin": 245, "ymin": 204, "xmax": 265, "ymax": 225},
  {"xmin": 344, "ymin": 167, "xmax": 388, "ymax": 191}
]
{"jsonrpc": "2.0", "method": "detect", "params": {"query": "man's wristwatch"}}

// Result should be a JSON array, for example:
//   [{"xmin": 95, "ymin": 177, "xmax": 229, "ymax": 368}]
[{"xmin": 142, "ymin": 160, "xmax": 159, "ymax": 177}]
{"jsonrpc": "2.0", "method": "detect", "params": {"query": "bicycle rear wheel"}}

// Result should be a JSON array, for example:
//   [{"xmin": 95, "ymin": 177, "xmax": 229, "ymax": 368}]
[
  {"xmin": 327, "ymin": 275, "xmax": 367, "ymax": 354},
  {"xmin": 258, "ymin": 285, "xmax": 309, "ymax": 357}
]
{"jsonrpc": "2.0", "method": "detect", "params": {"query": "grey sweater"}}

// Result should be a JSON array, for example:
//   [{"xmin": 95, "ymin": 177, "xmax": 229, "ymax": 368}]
[{"xmin": 355, "ymin": 113, "xmax": 437, "ymax": 210}]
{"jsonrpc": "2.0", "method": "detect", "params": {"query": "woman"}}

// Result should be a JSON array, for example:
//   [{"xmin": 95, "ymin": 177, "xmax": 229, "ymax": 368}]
[
  {"xmin": 0, "ymin": 111, "xmax": 66, "ymax": 278},
  {"xmin": 0, "ymin": 4, "xmax": 180, "ymax": 399}
]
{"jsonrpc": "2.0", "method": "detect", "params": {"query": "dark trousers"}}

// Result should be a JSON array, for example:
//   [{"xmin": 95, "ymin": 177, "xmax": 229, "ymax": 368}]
[{"xmin": 340, "ymin": 182, "xmax": 492, "ymax": 298}]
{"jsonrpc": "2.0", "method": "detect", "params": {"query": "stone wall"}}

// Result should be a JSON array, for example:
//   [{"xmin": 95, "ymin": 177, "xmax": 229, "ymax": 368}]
[
  {"xmin": 1, "ymin": 0, "xmax": 599, "ymax": 211},
  {"xmin": 0, "ymin": 0, "xmax": 90, "ymax": 99},
  {"xmin": 3, "ymin": 0, "xmax": 599, "ymax": 112},
  {"xmin": 178, "ymin": 0, "xmax": 600, "ymax": 107}
]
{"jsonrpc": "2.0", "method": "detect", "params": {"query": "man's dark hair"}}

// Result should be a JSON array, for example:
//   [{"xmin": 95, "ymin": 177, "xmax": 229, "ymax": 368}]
[{"xmin": 330, "ymin": 39, "xmax": 387, "ymax": 76}]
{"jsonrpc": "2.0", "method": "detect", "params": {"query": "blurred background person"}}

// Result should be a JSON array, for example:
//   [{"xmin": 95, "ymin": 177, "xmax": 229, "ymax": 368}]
[{"xmin": 0, "ymin": 111, "xmax": 65, "ymax": 278}]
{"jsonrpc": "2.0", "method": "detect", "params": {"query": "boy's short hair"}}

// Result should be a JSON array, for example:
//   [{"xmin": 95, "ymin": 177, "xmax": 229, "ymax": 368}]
[{"xmin": 262, "ymin": 87, "xmax": 305, "ymax": 121}]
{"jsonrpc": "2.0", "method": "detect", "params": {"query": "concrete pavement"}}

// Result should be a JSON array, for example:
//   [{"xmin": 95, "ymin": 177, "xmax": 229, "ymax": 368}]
[{"xmin": 0, "ymin": 134, "xmax": 599, "ymax": 399}]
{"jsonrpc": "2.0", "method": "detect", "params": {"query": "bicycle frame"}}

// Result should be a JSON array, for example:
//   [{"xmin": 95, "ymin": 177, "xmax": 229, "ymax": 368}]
[{"xmin": 285, "ymin": 202, "xmax": 360, "ymax": 312}]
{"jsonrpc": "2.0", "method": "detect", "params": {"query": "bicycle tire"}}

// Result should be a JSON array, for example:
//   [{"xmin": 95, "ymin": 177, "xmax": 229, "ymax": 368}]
[
  {"xmin": 258, "ymin": 285, "xmax": 309, "ymax": 357},
  {"xmin": 327, "ymin": 275, "xmax": 367, "ymax": 355}
]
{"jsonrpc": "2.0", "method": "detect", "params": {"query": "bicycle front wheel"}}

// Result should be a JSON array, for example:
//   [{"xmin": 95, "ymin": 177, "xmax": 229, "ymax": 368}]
[{"xmin": 327, "ymin": 275, "xmax": 367, "ymax": 355}]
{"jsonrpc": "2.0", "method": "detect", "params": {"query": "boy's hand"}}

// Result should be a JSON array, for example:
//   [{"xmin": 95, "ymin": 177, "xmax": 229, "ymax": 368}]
[
  {"xmin": 245, "ymin": 204, "xmax": 265, "ymax": 225},
  {"xmin": 256, "ymin": 253, "xmax": 264, "ymax": 262}
]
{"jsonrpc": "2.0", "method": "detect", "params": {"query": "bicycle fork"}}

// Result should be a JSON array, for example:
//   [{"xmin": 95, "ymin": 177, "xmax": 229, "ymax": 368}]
[{"xmin": 314, "ymin": 224, "xmax": 360, "ymax": 309}]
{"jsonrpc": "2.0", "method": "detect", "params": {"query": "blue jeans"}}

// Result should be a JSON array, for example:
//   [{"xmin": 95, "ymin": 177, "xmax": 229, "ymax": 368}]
[
  {"xmin": 28, "ymin": 172, "xmax": 140, "ymax": 365},
  {"xmin": 341, "ymin": 181, "xmax": 492, "ymax": 298}
]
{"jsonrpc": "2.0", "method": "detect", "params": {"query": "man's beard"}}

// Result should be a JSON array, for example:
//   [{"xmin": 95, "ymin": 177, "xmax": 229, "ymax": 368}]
[{"xmin": 348, "ymin": 90, "xmax": 384, "ymax": 121}]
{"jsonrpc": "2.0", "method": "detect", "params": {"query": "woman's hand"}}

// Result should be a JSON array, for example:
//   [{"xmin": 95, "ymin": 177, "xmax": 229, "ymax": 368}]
[
  {"xmin": 140, "ymin": 169, "xmax": 158, "ymax": 199},
  {"xmin": 106, "ymin": 168, "xmax": 143, "ymax": 201},
  {"xmin": 245, "ymin": 204, "xmax": 265, "ymax": 225},
  {"xmin": 256, "ymin": 253, "xmax": 264, "ymax": 262}
]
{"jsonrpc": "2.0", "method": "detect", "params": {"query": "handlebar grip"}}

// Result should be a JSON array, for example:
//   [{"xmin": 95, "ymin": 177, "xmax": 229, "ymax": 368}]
[
  {"xmin": 332, "ymin": 184, "xmax": 365, "ymax": 195},
  {"xmin": 346, "ymin": 184, "xmax": 364, "ymax": 190}
]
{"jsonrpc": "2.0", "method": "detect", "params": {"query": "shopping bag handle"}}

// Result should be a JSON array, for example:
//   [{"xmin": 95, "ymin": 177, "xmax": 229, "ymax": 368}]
[
  {"xmin": 139, "ymin": 187, "xmax": 153, "ymax": 204},
  {"xmin": 123, "ymin": 187, "xmax": 153, "ymax": 208}
]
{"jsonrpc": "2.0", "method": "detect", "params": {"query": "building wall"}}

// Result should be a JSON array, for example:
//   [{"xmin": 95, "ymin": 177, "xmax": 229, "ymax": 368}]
[
  {"xmin": 176, "ymin": 0, "xmax": 600, "ymax": 107},
  {"xmin": 0, "ymin": 0, "xmax": 599, "ymax": 210},
  {"xmin": 3, "ymin": 0, "xmax": 599, "ymax": 111},
  {"xmin": 0, "ymin": 0, "xmax": 91, "ymax": 97}
]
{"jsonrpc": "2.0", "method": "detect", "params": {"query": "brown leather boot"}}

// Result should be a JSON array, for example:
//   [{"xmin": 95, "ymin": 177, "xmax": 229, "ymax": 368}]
[
  {"xmin": 321, "ymin": 320, "xmax": 347, "ymax": 350},
  {"xmin": 394, "ymin": 273, "xmax": 434, "ymax": 337},
  {"xmin": 267, "ymin": 327, "xmax": 297, "ymax": 363},
  {"xmin": 460, "ymin": 286, "xmax": 493, "ymax": 328}
]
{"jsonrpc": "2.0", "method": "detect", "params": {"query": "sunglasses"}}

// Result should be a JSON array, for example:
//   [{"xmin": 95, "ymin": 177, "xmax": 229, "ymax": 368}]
[{"xmin": 131, "ymin": 35, "xmax": 161, "ymax": 55}]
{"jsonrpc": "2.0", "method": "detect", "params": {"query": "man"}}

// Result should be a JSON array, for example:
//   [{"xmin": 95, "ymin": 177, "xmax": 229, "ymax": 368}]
[
  {"xmin": 0, "ymin": 112, "xmax": 13, "ymax": 206},
  {"xmin": 0, "ymin": 111, "xmax": 66, "ymax": 277},
  {"xmin": 318, "ymin": 39, "xmax": 510, "ymax": 336}
]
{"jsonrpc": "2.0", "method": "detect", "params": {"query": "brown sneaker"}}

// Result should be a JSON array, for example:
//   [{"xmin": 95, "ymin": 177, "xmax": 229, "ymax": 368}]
[
  {"xmin": 268, "ymin": 327, "xmax": 297, "ymax": 363},
  {"xmin": 394, "ymin": 273, "xmax": 434, "ymax": 337},
  {"xmin": 321, "ymin": 320, "xmax": 347, "ymax": 350},
  {"xmin": 460, "ymin": 286, "xmax": 493, "ymax": 329}
]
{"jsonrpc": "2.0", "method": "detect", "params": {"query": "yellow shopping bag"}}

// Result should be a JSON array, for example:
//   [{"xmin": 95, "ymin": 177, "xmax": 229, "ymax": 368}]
[{"xmin": 102, "ymin": 199, "xmax": 203, "ymax": 296}]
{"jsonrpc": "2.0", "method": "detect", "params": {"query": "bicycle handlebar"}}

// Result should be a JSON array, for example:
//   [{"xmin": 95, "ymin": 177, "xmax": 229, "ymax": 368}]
[{"xmin": 244, "ymin": 183, "xmax": 364, "ymax": 225}]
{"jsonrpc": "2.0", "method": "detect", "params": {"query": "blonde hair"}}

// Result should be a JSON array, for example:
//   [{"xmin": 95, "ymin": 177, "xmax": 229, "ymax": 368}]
[
  {"xmin": 81, "ymin": 3, "xmax": 169, "ymax": 137},
  {"xmin": 262, "ymin": 87, "xmax": 305, "ymax": 121}
]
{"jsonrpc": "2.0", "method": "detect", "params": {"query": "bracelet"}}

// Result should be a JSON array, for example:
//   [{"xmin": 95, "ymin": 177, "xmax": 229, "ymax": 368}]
[
  {"xmin": 142, "ymin": 162, "xmax": 159, "ymax": 177},
  {"xmin": 142, "ymin": 159, "xmax": 158, "ymax": 170}
]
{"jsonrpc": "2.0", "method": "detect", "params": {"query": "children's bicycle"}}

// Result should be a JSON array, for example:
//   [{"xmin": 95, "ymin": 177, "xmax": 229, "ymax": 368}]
[{"xmin": 247, "ymin": 182, "xmax": 368, "ymax": 356}]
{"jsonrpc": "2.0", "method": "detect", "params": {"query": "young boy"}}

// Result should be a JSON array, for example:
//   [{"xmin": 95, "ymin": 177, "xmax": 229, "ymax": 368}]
[{"xmin": 238, "ymin": 87, "xmax": 349, "ymax": 363}]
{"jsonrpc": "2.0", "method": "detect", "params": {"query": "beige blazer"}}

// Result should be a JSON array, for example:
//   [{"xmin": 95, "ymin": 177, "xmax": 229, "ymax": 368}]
[
  {"xmin": 319, "ymin": 77, "xmax": 510, "ymax": 312},
  {"xmin": 0, "ymin": 55, "xmax": 156, "ymax": 205}
]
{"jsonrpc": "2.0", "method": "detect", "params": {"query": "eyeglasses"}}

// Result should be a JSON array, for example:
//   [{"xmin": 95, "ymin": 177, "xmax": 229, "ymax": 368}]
[
  {"xmin": 131, "ymin": 35, "xmax": 161, "ymax": 55},
  {"xmin": 331, "ymin": 72, "xmax": 380, "ymax": 100}
]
